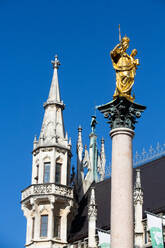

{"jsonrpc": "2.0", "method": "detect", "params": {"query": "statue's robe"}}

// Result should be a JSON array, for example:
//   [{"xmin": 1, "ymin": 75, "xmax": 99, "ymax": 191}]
[{"xmin": 111, "ymin": 51, "xmax": 136, "ymax": 99}]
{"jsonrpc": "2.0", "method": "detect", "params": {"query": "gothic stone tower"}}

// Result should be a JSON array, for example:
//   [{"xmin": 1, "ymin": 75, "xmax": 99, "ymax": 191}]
[{"xmin": 21, "ymin": 56, "xmax": 73, "ymax": 248}]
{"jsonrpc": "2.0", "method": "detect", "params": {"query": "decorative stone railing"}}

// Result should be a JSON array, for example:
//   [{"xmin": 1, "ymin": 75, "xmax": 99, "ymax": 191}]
[{"xmin": 21, "ymin": 183, "xmax": 73, "ymax": 202}]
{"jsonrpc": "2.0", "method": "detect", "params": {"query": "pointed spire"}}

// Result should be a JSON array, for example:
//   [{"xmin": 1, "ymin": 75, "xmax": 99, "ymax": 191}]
[
  {"xmin": 69, "ymin": 137, "xmax": 72, "ymax": 146},
  {"xmin": 47, "ymin": 55, "xmax": 61, "ymax": 103},
  {"xmin": 40, "ymin": 56, "xmax": 66, "ymax": 144},
  {"xmin": 65, "ymin": 131, "xmax": 68, "ymax": 140},
  {"xmin": 99, "ymin": 137, "xmax": 106, "ymax": 181}
]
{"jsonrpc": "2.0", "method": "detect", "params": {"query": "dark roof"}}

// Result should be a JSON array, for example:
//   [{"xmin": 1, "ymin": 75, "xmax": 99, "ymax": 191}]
[{"xmin": 68, "ymin": 156, "xmax": 165, "ymax": 242}]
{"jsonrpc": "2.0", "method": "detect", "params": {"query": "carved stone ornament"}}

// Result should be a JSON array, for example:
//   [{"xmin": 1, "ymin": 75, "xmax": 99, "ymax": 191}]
[
  {"xmin": 22, "ymin": 183, "xmax": 73, "ymax": 202},
  {"xmin": 88, "ymin": 205, "xmax": 97, "ymax": 219},
  {"xmin": 134, "ymin": 190, "xmax": 143, "ymax": 205},
  {"xmin": 34, "ymin": 184, "xmax": 52, "ymax": 194},
  {"xmin": 97, "ymin": 96, "xmax": 146, "ymax": 130}
]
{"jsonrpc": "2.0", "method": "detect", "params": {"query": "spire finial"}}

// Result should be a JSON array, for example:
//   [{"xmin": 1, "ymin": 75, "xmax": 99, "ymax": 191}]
[{"xmin": 51, "ymin": 55, "xmax": 61, "ymax": 69}]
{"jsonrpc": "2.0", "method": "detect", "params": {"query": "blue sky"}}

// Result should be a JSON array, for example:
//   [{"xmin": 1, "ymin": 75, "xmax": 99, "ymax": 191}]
[{"xmin": 0, "ymin": 0, "xmax": 165, "ymax": 247}]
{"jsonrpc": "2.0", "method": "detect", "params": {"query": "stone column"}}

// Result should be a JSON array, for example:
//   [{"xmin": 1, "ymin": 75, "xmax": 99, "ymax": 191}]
[
  {"xmin": 50, "ymin": 149, "xmax": 56, "ymax": 183},
  {"xmin": 48, "ymin": 196, "xmax": 55, "ymax": 239},
  {"xmin": 97, "ymin": 96, "xmax": 146, "ymax": 248},
  {"xmin": 110, "ymin": 127, "xmax": 134, "ymax": 248},
  {"xmin": 34, "ymin": 210, "xmax": 40, "ymax": 240}
]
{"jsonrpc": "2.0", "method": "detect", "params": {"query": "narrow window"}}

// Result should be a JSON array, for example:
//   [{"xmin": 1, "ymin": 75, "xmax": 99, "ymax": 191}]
[
  {"xmin": 40, "ymin": 215, "xmax": 48, "ymax": 237},
  {"xmin": 32, "ymin": 217, "xmax": 35, "ymax": 239},
  {"xmin": 54, "ymin": 216, "xmax": 61, "ymax": 238},
  {"xmin": 55, "ymin": 163, "xmax": 61, "ymax": 184},
  {"xmin": 44, "ymin": 163, "xmax": 50, "ymax": 183}
]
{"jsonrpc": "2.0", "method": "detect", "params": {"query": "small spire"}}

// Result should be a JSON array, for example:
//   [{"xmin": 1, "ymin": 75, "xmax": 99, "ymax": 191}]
[
  {"xmin": 51, "ymin": 55, "xmax": 61, "ymax": 69},
  {"xmin": 69, "ymin": 137, "xmax": 72, "ymax": 146},
  {"xmin": 135, "ymin": 169, "xmax": 142, "ymax": 189},
  {"xmin": 33, "ymin": 135, "xmax": 37, "ymax": 143},
  {"xmin": 89, "ymin": 187, "xmax": 96, "ymax": 206},
  {"xmin": 39, "ymin": 132, "xmax": 44, "ymax": 146},
  {"xmin": 47, "ymin": 55, "xmax": 61, "ymax": 103},
  {"xmin": 77, "ymin": 125, "xmax": 83, "ymax": 148},
  {"xmin": 33, "ymin": 135, "xmax": 38, "ymax": 149},
  {"xmin": 88, "ymin": 187, "xmax": 97, "ymax": 247},
  {"xmin": 99, "ymin": 137, "xmax": 106, "ymax": 181}
]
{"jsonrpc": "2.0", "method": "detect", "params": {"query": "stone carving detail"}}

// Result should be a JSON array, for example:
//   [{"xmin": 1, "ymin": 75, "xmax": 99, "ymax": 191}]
[
  {"xmin": 22, "ymin": 183, "xmax": 73, "ymax": 201},
  {"xmin": 134, "ymin": 190, "xmax": 143, "ymax": 205},
  {"xmin": 22, "ymin": 187, "xmax": 32, "ymax": 200},
  {"xmin": 97, "ymin": 96, "xmax": 146, "ymax": 130},
  {"xmin": 54, "ymin": 185, "xmax": 73, "ymax": 197},
  {"xmin": 134, "ymin": 142, "xmax": 165, "ymax": 167},
  {"xmin": 88, "ymin": 205, "xmax": 97, "ymax": 218},
  {"xmin": 34, "ymin": 184, "xmax": 52, "ymax": 194}
]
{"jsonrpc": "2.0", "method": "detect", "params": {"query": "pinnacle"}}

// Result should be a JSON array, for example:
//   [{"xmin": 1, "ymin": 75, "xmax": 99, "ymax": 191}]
[{"xmin": 51, "ymin": 55, "xmax": 61, "ymax": 69}]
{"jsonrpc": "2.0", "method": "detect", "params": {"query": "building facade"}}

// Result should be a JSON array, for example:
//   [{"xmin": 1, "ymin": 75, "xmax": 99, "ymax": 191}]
[{"xmin": 22, "ymin": 56, "xmax": 165, "ymax": 248}]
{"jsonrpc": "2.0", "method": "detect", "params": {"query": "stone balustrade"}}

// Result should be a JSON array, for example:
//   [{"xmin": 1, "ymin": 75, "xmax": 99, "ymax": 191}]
[{"xmin": 21, "ymin": 183, "xmax": 73, "ymax": 202}]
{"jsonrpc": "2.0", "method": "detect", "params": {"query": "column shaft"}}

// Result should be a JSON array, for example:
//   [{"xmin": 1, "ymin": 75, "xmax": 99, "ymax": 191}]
[
  {"xmin": 88, "ymin": 217, "xmax": 96, "ymax": 247},
  {"xmin": 110, "ymin": 128, "xmax": 134, "ymax": 248},
  {"xmin": 48, "ymin": 208, "xmax": 54, "ymax": 239}
]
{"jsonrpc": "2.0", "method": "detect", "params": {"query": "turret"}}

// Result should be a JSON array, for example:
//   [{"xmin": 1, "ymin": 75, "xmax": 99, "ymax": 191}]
[{"xmin": 21, "ymin": 56, "xmax": 73, "ymax": 248}]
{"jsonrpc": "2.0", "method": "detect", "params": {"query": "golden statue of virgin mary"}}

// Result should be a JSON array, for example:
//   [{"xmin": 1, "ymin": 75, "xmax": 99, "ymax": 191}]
[{"xmin": 110, "ymin": 35, "xmax": 139, "ymax": 101}]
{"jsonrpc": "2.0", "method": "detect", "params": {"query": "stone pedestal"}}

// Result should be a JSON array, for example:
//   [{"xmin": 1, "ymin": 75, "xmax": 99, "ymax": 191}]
[{"xmin": 97, "ymin": 96, "xmax": 146, "ymax": 248}]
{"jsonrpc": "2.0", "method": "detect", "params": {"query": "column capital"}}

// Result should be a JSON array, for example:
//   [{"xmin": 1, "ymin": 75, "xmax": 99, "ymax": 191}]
[{"xmin": 97, "ymin": 96, "xmax": 146, "ymax": 130}]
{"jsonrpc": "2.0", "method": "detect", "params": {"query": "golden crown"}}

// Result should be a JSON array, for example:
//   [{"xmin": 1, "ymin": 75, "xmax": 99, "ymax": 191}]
[{"xmin": 122, "ymin": 35, "xmax": 130, "ymax": 43}]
